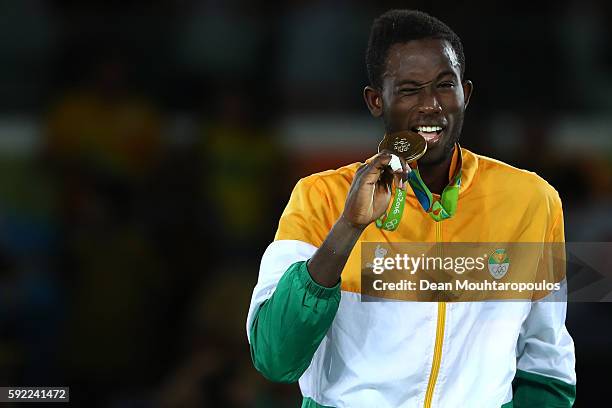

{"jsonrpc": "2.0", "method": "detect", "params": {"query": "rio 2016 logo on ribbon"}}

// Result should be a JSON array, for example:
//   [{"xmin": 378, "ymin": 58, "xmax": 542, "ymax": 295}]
[{"xmin": 488, "ymin": 249, "xmax": 510, "ymax": 279}]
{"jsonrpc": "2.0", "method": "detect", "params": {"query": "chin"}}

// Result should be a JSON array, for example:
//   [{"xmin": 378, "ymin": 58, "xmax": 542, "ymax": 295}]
[
  {"xmin": 419, "ymin": 142, "xmax": 455, "ymax": 166},
  {"xmin": 421, "ymin": 143, "xmax": 447, "ymax": 164}
]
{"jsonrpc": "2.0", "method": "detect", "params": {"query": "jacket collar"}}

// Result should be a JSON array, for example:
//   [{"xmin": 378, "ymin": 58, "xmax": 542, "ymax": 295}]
[
  {"xmin": 404, "ymin": 144, "xmax": 478, "ymax": 198},
  {"xmin": 458, "ymin": 145, "xmax": 478, "ymax": 194}
]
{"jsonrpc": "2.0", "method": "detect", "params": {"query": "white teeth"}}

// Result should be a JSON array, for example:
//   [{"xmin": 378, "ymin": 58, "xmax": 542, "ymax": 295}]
[{"xmin": 417, "ymin": 126, "xmax": 442, "ymax": 133}]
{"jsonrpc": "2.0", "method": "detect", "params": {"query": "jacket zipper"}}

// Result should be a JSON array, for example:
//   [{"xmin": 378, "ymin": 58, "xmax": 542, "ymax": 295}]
[{"xmin": 424, "ymin": 222, "xmax": 446, "ymax": 408}]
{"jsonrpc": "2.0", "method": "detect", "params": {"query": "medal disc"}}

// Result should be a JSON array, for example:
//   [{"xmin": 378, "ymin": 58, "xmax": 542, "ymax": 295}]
[{"xmin": 378, "ymin": 131, "xmax": 427, "ymax": 163}]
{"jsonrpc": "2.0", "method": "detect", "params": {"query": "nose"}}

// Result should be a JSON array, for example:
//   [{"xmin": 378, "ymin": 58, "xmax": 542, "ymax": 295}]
[{"xmin": 416, "ymin": 88, "xmax": 442, "ymax": 114}]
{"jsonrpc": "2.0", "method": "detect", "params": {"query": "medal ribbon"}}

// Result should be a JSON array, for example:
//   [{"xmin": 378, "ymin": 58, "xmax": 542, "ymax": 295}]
[
  {"xmin": 375, "ymin": 187, "xmax": 406, "ymax": 231},
  {"xmin": 376, "ymin": 145, "xmax": 462, "ymax": 230}
]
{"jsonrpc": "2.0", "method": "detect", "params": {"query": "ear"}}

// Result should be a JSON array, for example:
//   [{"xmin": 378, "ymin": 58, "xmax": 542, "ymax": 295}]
[
  {"xmin": 462, "ymin": 80, "xmax": 474, "ymax": 109},
  {"xmin": 363, "ymin": 86, "xmax": 383, "ymax": 118}
]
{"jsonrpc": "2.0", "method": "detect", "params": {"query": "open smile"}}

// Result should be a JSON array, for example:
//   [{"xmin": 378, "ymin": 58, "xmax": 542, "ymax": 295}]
[{"xmin": 412, "ymin": 125, "xmax": 445, "ymax": 145}]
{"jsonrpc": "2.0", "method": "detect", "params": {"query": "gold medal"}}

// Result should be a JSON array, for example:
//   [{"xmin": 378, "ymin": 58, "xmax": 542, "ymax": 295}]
[{"xmin": 378, "ymin": 130, "xmax": 427, "ymax": 163}]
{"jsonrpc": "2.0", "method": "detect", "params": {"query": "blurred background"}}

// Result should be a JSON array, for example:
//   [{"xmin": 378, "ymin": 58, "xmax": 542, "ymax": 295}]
[{"xmin": 0, "ymin": 0, "xmax": 610, "ymax": 406}]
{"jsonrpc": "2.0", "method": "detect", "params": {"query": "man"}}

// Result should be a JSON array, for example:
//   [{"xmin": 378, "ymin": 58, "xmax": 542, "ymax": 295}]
[{"xmin": 247, "ymin": 9, "xmax": 576, "ymax": 408}]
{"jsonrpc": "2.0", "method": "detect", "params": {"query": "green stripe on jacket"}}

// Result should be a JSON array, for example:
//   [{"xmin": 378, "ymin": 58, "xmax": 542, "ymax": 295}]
[
  {"xmin": 249, "ymin": 260, "xmax": 341, "ymax": 383},
  {"xmin": 513, "ymin": 369, "xmax": 576, "ymax": 407}
]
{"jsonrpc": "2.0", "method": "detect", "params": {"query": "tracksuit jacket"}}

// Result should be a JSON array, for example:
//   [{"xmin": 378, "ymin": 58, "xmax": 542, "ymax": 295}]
[{"xmin": 246, "ymin": 147, "xmax": 576, "ymax": 407}]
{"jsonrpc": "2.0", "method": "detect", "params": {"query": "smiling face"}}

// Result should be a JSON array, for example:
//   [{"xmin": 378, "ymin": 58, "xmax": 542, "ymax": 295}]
[{"xmin": 365, "ymin": 38, "xmax": 473, "ymax": 165}]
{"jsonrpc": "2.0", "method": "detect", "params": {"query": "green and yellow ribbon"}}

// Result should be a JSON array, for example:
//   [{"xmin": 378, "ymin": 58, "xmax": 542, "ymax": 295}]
[{"xmin": 376, "ymin": 146, "xmax": 462, "ymax": 230}]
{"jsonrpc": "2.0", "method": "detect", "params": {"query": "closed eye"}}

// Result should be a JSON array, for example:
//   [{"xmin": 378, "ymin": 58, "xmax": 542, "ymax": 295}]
[
  {"xmin": 399, "ymin": 88, "xmax": 419, "ymax": 95},
  {"xmin": 438, "ymin": 82, "xmax": 455, "ymax": 88}
]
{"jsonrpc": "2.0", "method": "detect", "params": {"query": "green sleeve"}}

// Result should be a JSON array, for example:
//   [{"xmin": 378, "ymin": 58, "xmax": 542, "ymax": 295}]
[
  {"xmin": 512, "ymin": 369, "xmax": 576, "ymax": 407},
  {"xmin": 249, "ymin": 260, "xmax": 341, "ymax": 383}
]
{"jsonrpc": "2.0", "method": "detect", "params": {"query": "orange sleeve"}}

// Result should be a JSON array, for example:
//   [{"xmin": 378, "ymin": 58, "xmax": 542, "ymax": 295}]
[
  {"xmin": 274, "ymin": 177, "xmax": 335, "ymax": 247},
  {"xmin": 547, "ymin": 203, "xmax": 565, "ymax": 243},
  {"xmin": 535, "ymin": 193, "xmax": 566, "ymax": 298}
]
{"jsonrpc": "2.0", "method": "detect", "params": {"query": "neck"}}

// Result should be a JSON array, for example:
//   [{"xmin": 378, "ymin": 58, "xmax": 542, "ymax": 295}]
[{"xmin": 418, "ymin": 156, "xmax": 452, "ymax": 195}]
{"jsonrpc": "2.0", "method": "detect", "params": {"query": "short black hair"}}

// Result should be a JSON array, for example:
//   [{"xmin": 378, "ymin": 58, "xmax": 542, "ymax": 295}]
[{"xmin": 366, "ymin": 9, "xmax": 465, "ymax": 89}]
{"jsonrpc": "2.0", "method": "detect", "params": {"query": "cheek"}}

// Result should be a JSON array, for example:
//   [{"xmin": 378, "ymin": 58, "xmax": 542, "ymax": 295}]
[
  {"xmin": 439, "ymin": 92, "xmax": 464, "ymax": 116},
  {"xmin": 385, "ymin": 101, "xmax": 416, "ymax": 128},
  {"xmin": 387, "ymin": 96, "xmax": 418, "ymax": 115},
  {"xmin": 449, "ymin": 87, "xmax": 466, "ymax": 107},
  {"xmin": 439, "ymin": 87, "xmax": 463, "ymax": 107}
]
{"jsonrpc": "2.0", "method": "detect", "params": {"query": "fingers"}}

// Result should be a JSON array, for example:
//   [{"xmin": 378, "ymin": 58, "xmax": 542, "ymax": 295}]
[
  {"xmin": 378, "ymin": 149, "xmax": 413, "ymax": 191},
  {"xmin": 380, "ymin": 149, "xmax": 409, "ymax": 174},
  {"xmin": 358, "ymin": 150, "xmax": 413, "ymax": 194},
  {"xmin": 378, "ymin": 166, "xmax": 394, "ymax": 192},
  {"xmin": 398, "ymin": 155, "xmax": 409, "ymax": 176},
  {"xmin": 359, "ymin": 152, "xmax": 393, "ymax": 186}
]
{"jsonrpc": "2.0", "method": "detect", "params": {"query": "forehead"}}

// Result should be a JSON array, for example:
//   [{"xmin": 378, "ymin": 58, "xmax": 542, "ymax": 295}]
[{"xmin": 383, "ymin": 38, "xmax": 460, "ymax": 83}]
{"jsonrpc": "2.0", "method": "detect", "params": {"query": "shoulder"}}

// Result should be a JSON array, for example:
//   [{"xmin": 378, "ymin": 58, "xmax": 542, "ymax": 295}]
[
  {"xmin": 473, "ymin": 151, "xmax": 562, "ymax": 209},
  {"xmin": 276, "ymin": 162, "xmax": 361, "ymax": 244},
  {"xmin": 295, "ymin": 161, "xmax": 362, "ymax": 196},
  {"xmin": 281, "ymin": 161, "xmax": 362, "ymax": 218}
]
